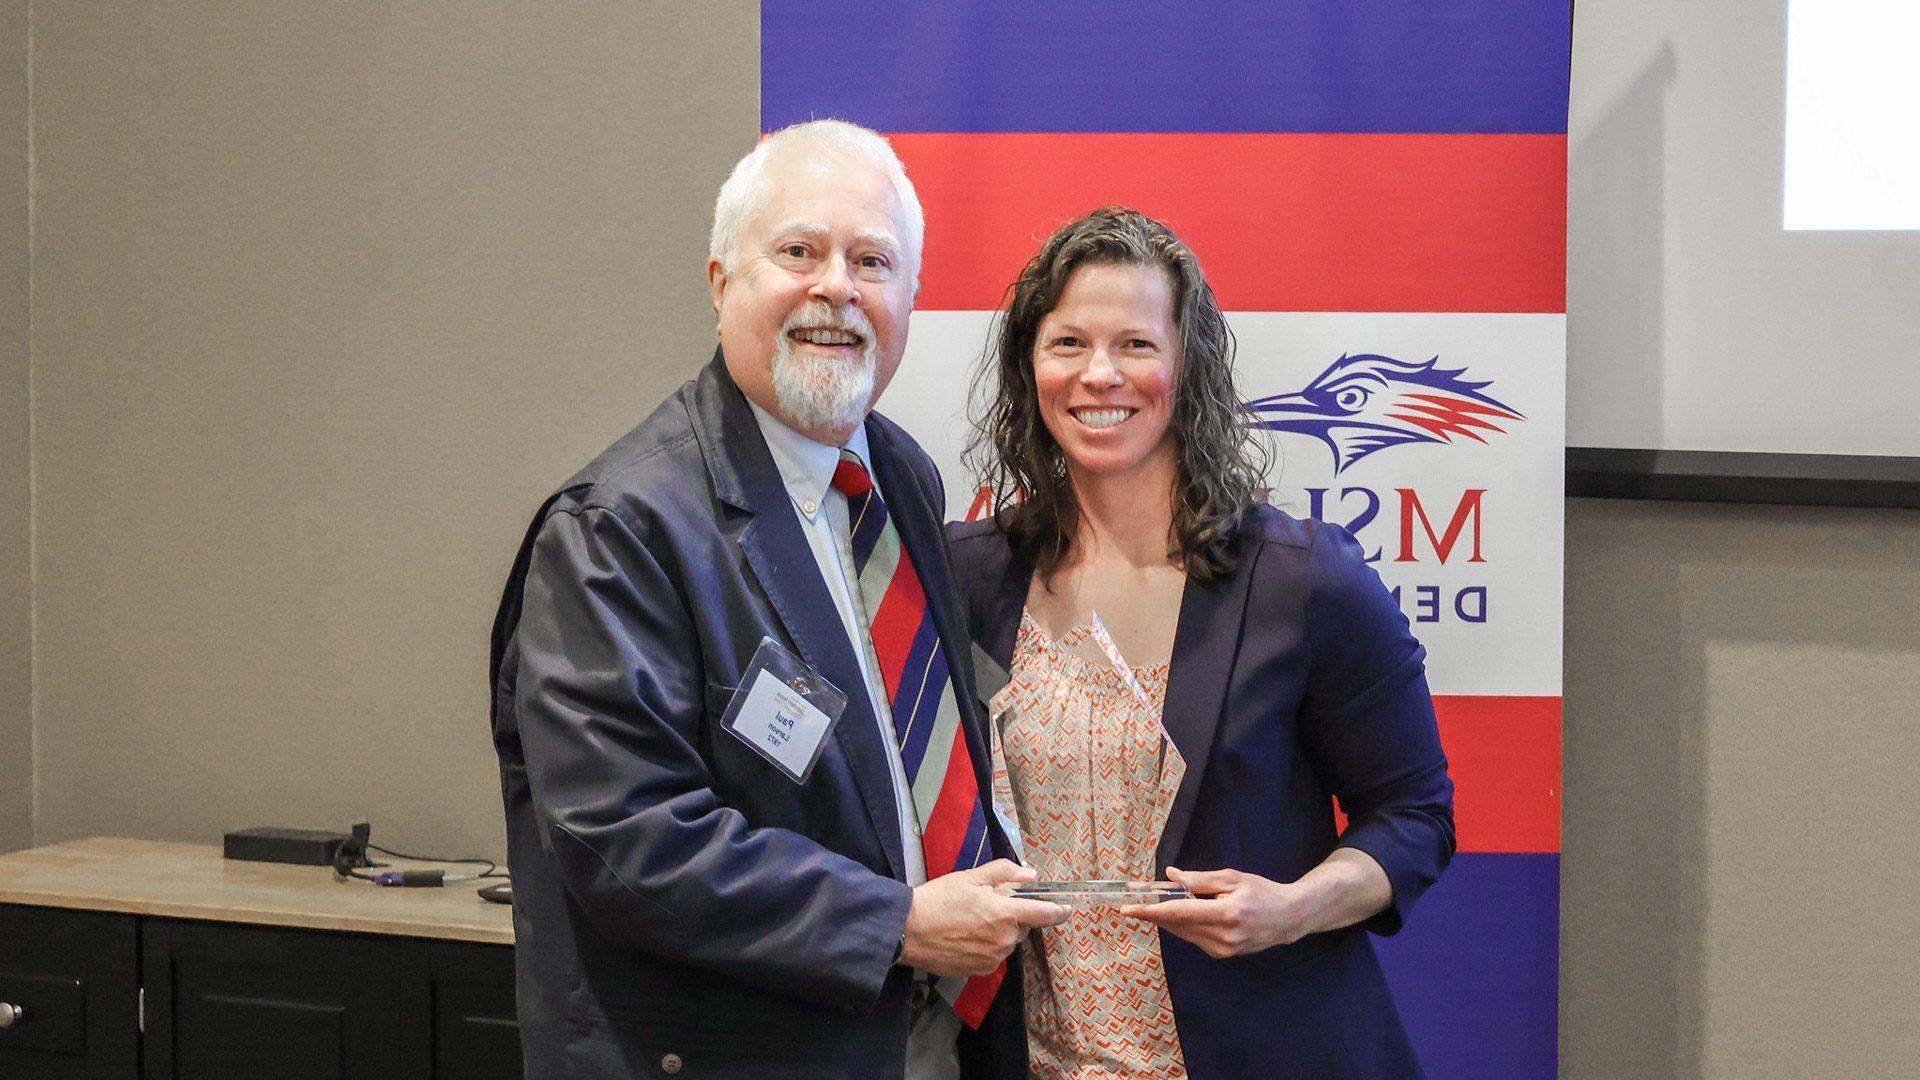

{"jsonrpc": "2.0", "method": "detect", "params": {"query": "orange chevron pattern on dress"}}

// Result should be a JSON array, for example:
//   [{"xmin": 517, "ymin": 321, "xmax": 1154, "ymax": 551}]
[{"xmin": 989, "ymin": 613, "xmax": 1187, "ymax": 1079}]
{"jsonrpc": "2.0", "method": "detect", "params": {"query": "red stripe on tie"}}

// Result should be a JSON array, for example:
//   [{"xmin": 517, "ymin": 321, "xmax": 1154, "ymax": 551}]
[
  {"xmin": 832, "ymin": 459, "xmax": 873, "ymax": 497},
  {"xmin": 830, "ymin": 454, "xmax": 1003, "ymax": 1026},
  {"xmin": 953, "ymin": 959, "xmax": 1004, "ymax": 1028},
  {"xmin": 892, "ymin": 132, "xmax": 1567, "ymax": 313},
  {"xmin": 920, "ymin": 727, "xmax": 980, "ymax": 875},
  {"xmin": 868, "ymin": 552, "xmax": 929, "ymax": 700}
]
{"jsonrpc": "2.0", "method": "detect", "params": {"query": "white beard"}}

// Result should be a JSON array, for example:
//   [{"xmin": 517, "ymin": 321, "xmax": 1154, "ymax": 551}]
[{"xmin": 769, "ymin": 308, "xmax": 877, "ymax": 436}]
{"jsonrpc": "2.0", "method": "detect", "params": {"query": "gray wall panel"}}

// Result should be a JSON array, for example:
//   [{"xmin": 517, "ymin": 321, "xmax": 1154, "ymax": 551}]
[
  {"xmin": 1563, "ymin": 497, "xmax": 1920, "ymax": 1077},
  {"xmin": 29, "ymin": 2, "xmax": 757, "ymax": 859}
]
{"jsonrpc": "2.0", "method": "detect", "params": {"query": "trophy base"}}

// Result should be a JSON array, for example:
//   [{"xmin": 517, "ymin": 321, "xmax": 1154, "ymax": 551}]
[{"xmin": 1007, "ymin": 880, "xmax": 1191, "ymax": 907}]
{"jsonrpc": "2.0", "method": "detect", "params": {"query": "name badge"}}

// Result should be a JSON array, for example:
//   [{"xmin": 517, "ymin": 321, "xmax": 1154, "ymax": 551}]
[{"xmin": 720, "ymin": 637, "xmax": 847, "ymax": 784}]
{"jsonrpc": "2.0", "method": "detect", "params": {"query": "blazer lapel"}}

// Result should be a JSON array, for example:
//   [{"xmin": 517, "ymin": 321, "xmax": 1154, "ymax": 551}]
[
  {"xmin": 1154, "ymin": 541, "xmax": 1258, "ymax": 875},
  {"xmin": 964, "ymin": 516, "xmax": 1030, "ymax": 676},
  {"xmin": 690, "ymin": 354, "xmax": 907, "ymax": 880}
]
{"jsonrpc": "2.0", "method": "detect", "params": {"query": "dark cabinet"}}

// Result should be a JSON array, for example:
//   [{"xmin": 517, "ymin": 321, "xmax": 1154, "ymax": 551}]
[
  {"xmin": 0, "ymin": 904, "xmax": 520, "ymax": 1080},
  {"xmin": 402, "ymin": 941, "xmax": 520, "ymax": 1080},
  {"xmin": 0, "ymin": 906, "xmax": 140, "ymax": 1079},
  {"xmin": 142, "ymin": 920, "xmax": 403, "ymax": 1080}
]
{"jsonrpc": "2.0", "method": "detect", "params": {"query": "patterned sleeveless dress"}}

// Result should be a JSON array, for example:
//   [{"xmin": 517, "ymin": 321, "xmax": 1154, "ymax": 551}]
[{"xmin": 988, "ymin": 611, "xmax": 1188, "ymax": 1079}]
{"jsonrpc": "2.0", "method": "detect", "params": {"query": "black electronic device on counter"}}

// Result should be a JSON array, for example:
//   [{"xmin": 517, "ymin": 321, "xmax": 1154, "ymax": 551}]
[{"xmin": 222, "ymin": 827, "xmax": 350, "ymax": 866}]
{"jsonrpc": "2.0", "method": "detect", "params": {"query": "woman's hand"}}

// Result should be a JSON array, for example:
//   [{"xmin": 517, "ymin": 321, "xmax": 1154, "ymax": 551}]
[
  {"xmin": 1121, "ymin": 867, "xmax": 1309, "ymax": 958},
  {"xmin": 1122, "ymin": 850, "xmax": 1393, "ymax": 959}
]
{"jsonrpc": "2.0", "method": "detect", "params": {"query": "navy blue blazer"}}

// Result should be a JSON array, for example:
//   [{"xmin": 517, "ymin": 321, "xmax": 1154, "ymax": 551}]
[
  {"xmin": 490, "ymin": 353, "xmax": 1021, "ymax": 1079},
  {"xmin": 948, "ymin": 507, "xmax": 1455, "ymax": 1079}
]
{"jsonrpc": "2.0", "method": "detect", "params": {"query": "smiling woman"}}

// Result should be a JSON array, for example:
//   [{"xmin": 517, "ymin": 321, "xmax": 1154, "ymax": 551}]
[
  {"xmin": 951, "ymin": 206, "xmax": 1455, "ymax": 1078},
  {"xmin": 1032, "ymin": 262, "xmax": 1179, "ymax": 481},
  {"xmin": 970, "ymin": 206, "xmax": 1268, "ymax": 586}
]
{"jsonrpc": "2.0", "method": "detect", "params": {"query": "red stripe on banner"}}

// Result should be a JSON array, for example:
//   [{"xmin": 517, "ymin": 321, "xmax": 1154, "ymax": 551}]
[
  {"xmin": 892, "ymin": 132, "xmax": 1566, "ymax": 313},
  {"xmin": 1333, "ymin": 695, "xmax": 1560, "ymax": 853},
  {"xmin": 1435, "ymin": 695, "xmax": 1561, "ymax": 854},
  {"xmin": 921, "ymin": 729, "xmax": 980, "ymax": 874}
]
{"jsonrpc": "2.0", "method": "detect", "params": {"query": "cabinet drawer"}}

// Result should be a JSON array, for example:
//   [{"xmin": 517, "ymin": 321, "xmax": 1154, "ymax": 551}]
[
  {"xmin": 0, "ymin": 972, "xmax": 85, "ymax": 1055},
  {"xmin": 0, "ymin": 904, "xmax": 140, "ymax": 1079}
]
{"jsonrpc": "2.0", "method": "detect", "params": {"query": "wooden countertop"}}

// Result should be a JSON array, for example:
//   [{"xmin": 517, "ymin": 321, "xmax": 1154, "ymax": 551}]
[{"xmin": 0, "ymin": 837, "xmax": 514, "ymax": 945}]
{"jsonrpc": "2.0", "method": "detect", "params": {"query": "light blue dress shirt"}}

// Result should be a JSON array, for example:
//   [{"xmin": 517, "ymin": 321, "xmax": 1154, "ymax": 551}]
[{"xmin": 746, "ymin": 401, "xmax": 963, "ymax": 1080}]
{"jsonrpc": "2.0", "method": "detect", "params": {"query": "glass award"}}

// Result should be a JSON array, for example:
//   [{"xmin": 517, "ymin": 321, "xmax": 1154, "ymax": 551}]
[
  {"xmin": 993, "ymin": 613, "xmax": 1190, "ymax": 909},
  {"xmin": 1006, "ymin": 880, "xmax": 1190, "ymax": 907}
]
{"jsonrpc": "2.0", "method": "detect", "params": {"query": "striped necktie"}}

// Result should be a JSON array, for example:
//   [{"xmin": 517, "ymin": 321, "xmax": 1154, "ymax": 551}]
[{"xmin": 831, "ymin": 450, "xmax": 1003, "ymax": 1027}]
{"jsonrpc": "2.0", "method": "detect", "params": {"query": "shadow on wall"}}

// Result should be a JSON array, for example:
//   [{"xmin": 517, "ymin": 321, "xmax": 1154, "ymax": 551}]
[
  {"xmin": 1562, "ymin": 39, "xmax": 1683, "ymax": 1076},
  {"xmin": 1567, "ymin": 41, "xmax": 1676, "ymax": 451}
]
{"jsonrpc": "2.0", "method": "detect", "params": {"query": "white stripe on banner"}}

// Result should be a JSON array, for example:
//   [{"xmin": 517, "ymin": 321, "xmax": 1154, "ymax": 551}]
[{"xmin": 878, "ymin": 310, "xmax": 1565, "ymax": 698}]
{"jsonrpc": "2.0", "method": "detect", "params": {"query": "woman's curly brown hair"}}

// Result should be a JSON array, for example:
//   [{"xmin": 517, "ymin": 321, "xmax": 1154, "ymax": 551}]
[{"xmin": 967, "ymin": 206, "xmax": 1271, "ymax": 585}]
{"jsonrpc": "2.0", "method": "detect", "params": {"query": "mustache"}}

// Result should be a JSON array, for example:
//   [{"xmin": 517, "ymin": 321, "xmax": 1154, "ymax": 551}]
[{"xmin": 780, "ymin": 303, "xmax": 874, "ymax": 340}]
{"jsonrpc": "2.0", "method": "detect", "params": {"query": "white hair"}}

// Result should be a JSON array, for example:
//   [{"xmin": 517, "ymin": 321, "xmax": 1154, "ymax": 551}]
[{"xmin": 708, "ymin": 119, "xmax": 925, "ymax": 284}]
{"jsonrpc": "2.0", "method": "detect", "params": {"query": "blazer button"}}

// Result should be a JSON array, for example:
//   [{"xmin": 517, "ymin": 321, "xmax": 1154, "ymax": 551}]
[{"xmin": 661, "ymin": 1052, "xmax": 684, "ymax": 1074}]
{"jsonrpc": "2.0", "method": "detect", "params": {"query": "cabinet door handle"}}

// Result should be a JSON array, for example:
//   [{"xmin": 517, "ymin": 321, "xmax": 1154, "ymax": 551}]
[{"xmin": 0, "ymin": 1002, "xmax": 24, "ymax": 1028}]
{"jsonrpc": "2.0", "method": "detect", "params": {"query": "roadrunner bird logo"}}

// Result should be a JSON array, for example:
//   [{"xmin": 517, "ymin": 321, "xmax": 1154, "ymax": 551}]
[{"xmin": 1246, "ymin": 354, "xmax": 1525, "ymax": 474}]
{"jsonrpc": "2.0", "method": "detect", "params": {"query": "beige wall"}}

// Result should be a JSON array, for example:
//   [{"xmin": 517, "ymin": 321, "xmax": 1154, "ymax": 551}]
[
  {"xmin": 29, "ymin": 2, "xmax": 756, "ymax": 859},
  {"xmin": 1563, "ymin": 498, "xmax": 1920, "ymax": 1077},
  {"xmin": 0, "ymin": 0, "xmax": 26, "ymax": 856},
  {"xmin": 13, "ymin": 4, "xmax": 1920, "ymax": 1079}
]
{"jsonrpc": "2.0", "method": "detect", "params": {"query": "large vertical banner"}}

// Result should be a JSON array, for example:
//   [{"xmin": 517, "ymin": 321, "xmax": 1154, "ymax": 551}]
[{"xmin": 763, "ymin": 4, "xmax": 1568, "ymax": 1075}]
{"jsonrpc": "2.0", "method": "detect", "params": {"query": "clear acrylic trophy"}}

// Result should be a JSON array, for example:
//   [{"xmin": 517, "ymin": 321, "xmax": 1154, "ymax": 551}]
[{"xmin": 996, "ymin": 613, "xmax": 1190, "ymax": 909}]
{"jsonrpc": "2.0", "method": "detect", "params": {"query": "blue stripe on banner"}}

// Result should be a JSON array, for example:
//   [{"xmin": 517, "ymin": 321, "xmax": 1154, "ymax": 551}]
[
  {"xmin": 761, "ymin": 0, "xmax": 1570, "ymax": 135},
  {"xmin": 890, "ymin": 615, "xmax": 947, "ymax": 772},
  {"xmin": 847, "ymin": 491, "xmax": 888, "ymax": 570},
  {"xmin": 1374, "ymin": 853, "xmax": 1559, "ymax": 1079}
]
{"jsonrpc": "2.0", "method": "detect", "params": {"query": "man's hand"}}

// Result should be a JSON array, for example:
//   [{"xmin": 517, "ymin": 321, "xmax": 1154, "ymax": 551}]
[{"xmin": 899, "ymin": 860, "xmax": 1069, "ymax": 977}]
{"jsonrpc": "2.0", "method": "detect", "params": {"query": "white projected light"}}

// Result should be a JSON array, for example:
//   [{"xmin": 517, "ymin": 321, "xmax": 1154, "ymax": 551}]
[{"xmin": 1783, "ymin": 1, "xmax": 1920, "ymax": 230}]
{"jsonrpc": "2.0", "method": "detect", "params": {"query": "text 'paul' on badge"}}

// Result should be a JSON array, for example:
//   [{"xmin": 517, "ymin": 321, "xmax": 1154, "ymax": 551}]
[{"xmin": 719, "ymin": 637, "xmax": 848, "ymax": 784}]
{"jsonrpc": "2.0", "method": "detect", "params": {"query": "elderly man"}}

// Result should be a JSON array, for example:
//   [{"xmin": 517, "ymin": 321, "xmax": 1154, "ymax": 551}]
[{"xmin": 489, "ymin": 120, "xmax": 1063, "ymax": 1080}]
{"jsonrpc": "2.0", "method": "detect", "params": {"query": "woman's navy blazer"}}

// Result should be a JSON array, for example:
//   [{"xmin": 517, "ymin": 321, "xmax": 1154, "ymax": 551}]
[{"xmin": 947, "ymin": 506, "xmax": 1455, "ymax": 1079}]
